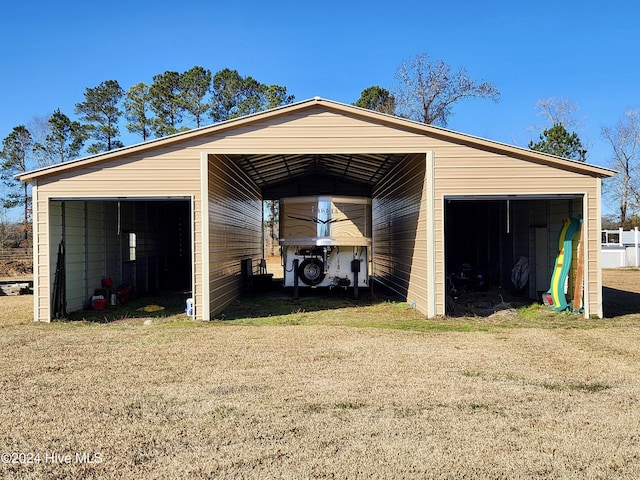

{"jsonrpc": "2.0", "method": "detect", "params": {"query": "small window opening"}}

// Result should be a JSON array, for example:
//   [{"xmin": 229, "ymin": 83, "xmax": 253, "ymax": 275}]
[{"xmin": 127, "ymin": 232, "xmax": 137, "ymax": 261}]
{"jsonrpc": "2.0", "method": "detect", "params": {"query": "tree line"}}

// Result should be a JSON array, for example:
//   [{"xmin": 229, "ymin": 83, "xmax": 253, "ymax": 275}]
[
  {"xmin": 0, "ymin": 66, "xmax": 296, "ymax": 242},
  {"xmin": 2, "ymin": 53, "xmax": 639, "ymax": 242},
  {"xmin": 33, "ymin": 66, "xmax": 294, "ymax": 163}
]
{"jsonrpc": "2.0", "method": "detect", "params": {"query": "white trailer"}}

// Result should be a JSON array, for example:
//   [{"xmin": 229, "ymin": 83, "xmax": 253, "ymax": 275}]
[{"xmin": 279, "ymin": 196, "xmax": 371, "ymax": 293}]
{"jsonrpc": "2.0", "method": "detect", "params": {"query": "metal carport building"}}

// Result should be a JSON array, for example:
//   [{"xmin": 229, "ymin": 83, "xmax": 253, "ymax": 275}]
[{"xmin": 19, "ymin": 97, "xmax": 614, "ymax": 322}]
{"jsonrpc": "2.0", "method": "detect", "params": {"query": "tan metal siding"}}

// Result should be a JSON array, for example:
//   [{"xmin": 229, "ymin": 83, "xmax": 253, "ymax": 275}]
[
  {"xmin": 208, "ymin": 154, "xmax": 263, "ymax": 318},
  {"xmin": 585, "ymin": 190, "xmax": 602, "ymax": 317},
  {"xmin": 372, "ymin": 153, "xmax": 429, "ymax": 314},
  {"xmin": 20, "ymin": 100, "xmax": 613, "ymax": 183},
  {"xmin": 32, "ymin": 151, "xmax": 202, "ymax": 322},
  {"xmin": 191, "ymin": 109, "xmax": 449, "ymax": 154},
  {"xmin": 36, "ymin": 152, "xmax": 201, "ymax": 195},
  {"xmin": 197, "ymin": 108, "xmax": 602, "ymax": 317},
  {"xmin": 433, "ymin": 148, "xmax": 601, "ymax": 317},
  {"xmin": 28, "ymin": 103, "xmax": 607, "ymax": 321}
]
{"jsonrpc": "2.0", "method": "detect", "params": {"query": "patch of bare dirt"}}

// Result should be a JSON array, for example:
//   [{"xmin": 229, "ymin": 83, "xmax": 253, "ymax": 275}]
[
  {"xmin": 0, "ymin": 258, "xmax": 33, "ymax": 280},
  {"xmin": 264, "ymin": 255, "xmax": 283, "ymax": 277}
]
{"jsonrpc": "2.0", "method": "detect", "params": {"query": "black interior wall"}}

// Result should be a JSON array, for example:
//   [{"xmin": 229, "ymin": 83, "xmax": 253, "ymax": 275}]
[
  {"xmin": 115, "ymin": 200, "xmax": 191, "ymax": 294},
  {"xmin": 444, "ymin": 200, "xmax": 531, "ymax": 292},
  {"xmin": 162, "ymin": 201, "xmax": 192, "ymax": 290}
]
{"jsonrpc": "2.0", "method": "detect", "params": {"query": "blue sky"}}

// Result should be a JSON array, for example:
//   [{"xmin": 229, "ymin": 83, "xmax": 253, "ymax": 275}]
[{"xmin": 1, "ymin": 0, "xmax": 637, "ymax": 212}]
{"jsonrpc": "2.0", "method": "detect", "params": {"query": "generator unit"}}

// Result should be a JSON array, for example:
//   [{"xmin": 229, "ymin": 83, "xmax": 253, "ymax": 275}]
[{"xmin": 279, "ymin": 196, "xmax": 371, "ymax": 292}]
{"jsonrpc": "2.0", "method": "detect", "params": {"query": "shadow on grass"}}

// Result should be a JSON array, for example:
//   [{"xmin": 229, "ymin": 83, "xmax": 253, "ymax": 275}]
[
  {"xmin": 603, "ymin": 286, "xmax": 640, "ymax": 317},
  {"xmin": 219, "ymin": 284, "xmax": 404, "ymax": 321}
]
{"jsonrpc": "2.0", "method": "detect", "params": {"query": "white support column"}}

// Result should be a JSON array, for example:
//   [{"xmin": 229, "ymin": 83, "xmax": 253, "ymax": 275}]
[{"xmin": 633, "ymin": 227, "xmax": 640, "ymax": 268}]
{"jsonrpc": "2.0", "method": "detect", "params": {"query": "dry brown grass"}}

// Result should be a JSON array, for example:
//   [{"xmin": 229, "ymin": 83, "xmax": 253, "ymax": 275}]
[{"xmin": 1, "ymin": 270, "xmax": 639, "ymax": 478}]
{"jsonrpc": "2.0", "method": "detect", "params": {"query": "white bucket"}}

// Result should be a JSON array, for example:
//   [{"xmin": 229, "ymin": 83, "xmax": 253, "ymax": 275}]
[{"xmin": 186, "ymin": 298, "xmax": 194, "ymax": 316}]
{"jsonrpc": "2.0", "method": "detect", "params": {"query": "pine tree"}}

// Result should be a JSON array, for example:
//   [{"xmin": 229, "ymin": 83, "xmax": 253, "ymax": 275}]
[
  {"xmin": 124, "ymin": 83, "xmax": 152, "ymax": 141},
  {"xmin": 529, "ymin": 123, "xmax": 587, "ymax": 162},
  {"xmin": 179, "ymin": 66, "xmax": 212, "ymax": 128},
  {"xmin": 0, "ymin": 126, "xmax": 33, "ymax": 243},
  {"xmin": 354, "ymin": 86, "xmax": 395, "ymax": 115},
  {"xmin": 149, "ymin": 71, "xmax": 183, "ymax": 137},
  {"xmin": 75, "ymin": 80, "xmax": 124, "ymax": 153}
]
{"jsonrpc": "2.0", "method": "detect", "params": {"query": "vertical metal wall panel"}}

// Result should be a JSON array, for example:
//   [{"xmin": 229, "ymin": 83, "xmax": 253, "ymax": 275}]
[
  {"xmin": 529, "ymin": 200, "xmax": 550, "ymax": 296},
  {"xmin": 109, "ymin": 200, "xmax": 193, "ymax": 294},
  {"xmin": 500, "ymin": 200, "xmax": 530, "ymax": 292},
  {"xmin": 118, "ymin": 202, "xmax": 135, "ymax": 289},
  {"xmin": 86, "ymin": 202, "xmax": 105, "ymax": 297},
  {"xmin": 135, "ymin": 202, "xmax": 147, "ymax": 290},
  {"xmin": 49, "ymin": 201, "xmax": 63, "ymax": 279},
  {"xmin": 48, "ymin": 201, "xmax": 63, "ymax": 318},
  {"xmin": 62, "ymin": 202, "xmax": 87, "ymax": 312},
  {"xmin": 208, "ymin": 155, "xmax": 263, "ymax": 317},
  {"xmin": 48, "ymin": 200, "xmax": 106, "ymax": 313},
  {"xmin": 103, "ymin": 202, "xmax": 120, "ymax": 285},
  {"xmin": 372, "ymin": 153, "xmax": 428, "ymax": 311},
  {"xmin": 512, "ymin": 201, "xmax": 530, "ymax": 262},
  {"xmin": 588, "ymin": 187, "xmax": 602, "ymax": 317}
]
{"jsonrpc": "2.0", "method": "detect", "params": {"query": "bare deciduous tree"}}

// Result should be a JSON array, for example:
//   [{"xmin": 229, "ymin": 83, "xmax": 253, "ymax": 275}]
[
  {"xmin": 393, "ymin": 53, "xmax": 499, "ymax": 127},
  {"xmin": 535, "ymin": 97, "xmax": 581, "ymax": 131},
  {"xmin": 601, "ymin": 109, "xmax": 640, "ymax": 226}
]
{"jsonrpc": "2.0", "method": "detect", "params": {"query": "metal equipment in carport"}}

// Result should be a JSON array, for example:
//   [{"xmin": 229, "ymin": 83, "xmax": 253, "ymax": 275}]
[{"xmin": 279, "ymin": 195, "xmax": 371, "ymax": 299}]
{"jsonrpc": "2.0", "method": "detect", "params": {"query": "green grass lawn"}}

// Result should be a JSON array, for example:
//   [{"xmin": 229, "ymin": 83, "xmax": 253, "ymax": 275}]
[{"xmin": 1, "ymin": 271, "xmax": 639, "ymax": 479}]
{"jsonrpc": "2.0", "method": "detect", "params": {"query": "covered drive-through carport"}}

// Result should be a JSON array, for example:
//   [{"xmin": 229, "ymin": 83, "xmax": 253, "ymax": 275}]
[{"xmin": 19, "ymin": 98, "xmax": 614, "ymax": 322}]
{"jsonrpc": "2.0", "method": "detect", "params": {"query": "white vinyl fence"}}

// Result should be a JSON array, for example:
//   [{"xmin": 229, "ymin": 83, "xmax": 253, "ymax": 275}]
[{"xmin": 601, "ymin": 227, "xmax": 640, "ymax": 268}]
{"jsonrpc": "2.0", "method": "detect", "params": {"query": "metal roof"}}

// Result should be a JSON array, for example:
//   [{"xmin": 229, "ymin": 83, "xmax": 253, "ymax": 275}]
[
  {"xmin": 18, "ymin": 97, "xmax": 616, "ymax": 185},
  {"xmin": 232, "ymin": 152, "xmax": 406, "ymax": 189}
]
